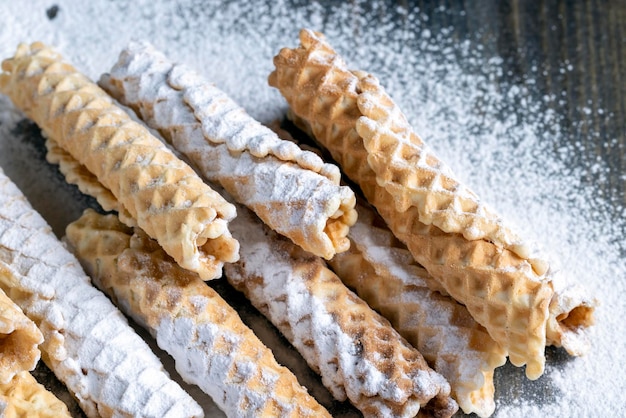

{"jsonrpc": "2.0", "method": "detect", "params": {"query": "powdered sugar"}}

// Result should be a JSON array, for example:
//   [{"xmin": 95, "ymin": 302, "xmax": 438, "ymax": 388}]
[
  {"xmin": 0, "ymin": 1, "xmax": 623, "ymax": 417},
  {"xmin": 100, "ymin": 40, "xmax": 356, "ymax": 260},
  {"xmin": 226, "ymin": 207, "xmax": 454, "ymax": 417},
  {"xmin": 0, "ymin": 169, "xmax": 203, "ymax": 417}
]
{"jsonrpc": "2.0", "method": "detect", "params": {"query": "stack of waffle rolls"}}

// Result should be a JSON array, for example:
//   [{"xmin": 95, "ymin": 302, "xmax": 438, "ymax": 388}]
[
  {"xmin": 225, "ymin": 206, "xmax": 458, "ymax": 418},
  {"xmin": 0, "ymin": 168, "xmax": 203, "ymax": 417},
  {"xmin": 0, "ymin": 42, "xmax": 239, "ymax": 281},
  {"xmin": 268, "ymin": 28, "xmax": 596, "ymax": 380},
  {"xmin": 0, "ymin": 32, "xmax": 598, "ymax": 417},
  {"xmin": 46, "ymin": 108, "xmax": 457, "ymax": 417},
  {"xmin": 328, "ymin": 203, "xmax": 508, "ymax": 417},
  {"xmin": 65, "ymin": 208, "xmax": 330, "ymax": 418},
  {"xmin": 99, "ymin": 41, "xmax": 357, "ymax": 261}
]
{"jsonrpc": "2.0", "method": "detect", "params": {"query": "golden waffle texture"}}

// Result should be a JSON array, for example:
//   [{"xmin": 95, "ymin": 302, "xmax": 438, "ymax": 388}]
[
  {"xmin": 0, "ymin": 371, "xmax": 71, "ymax": 418},
  {"xmin": 0, "ymin": 42, "xmax": 238, "ymax": 280},
  {"xmin": 44, "ymin": 138, "xmax": 135, "ymax": 225},
  {"xmin": 66, "ymin": 209, "xmax": 331, "ymax": 418},
  {"xmin": 328, "ymin": 204, "xmax": 507, "ymax": 417},
  {"xmin": 99, "ymin": 41, "xmax": 356, "ymax": 260},
  {"xmin": 0, "ymin": 288, "xmax": 43, "ymax": 385},
  {"xmin": 268, "ymin": 29, "xmax": 596, "ymax": 379},
  {"xmin": 0, "ymin": 168, "xmax": 203, "ymax": 418},
  {"xmin": 225, "ymin": 208, "xmax": 458, "ymax": 418}
]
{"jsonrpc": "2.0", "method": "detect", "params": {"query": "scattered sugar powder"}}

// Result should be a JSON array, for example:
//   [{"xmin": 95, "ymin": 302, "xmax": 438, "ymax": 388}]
[{"xmin": 0, "ymin": 0, "xmax": 623, "ymax": 416}]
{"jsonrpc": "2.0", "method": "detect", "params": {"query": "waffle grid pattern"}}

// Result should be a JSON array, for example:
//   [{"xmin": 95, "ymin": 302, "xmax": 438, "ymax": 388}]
[
  {"xmin": 66, "ymin": 210, "xmax": 330, "ymax": 418},
  {"xmin": 0, "ymin": 42, "xmax": 238, "ymax": 280}
]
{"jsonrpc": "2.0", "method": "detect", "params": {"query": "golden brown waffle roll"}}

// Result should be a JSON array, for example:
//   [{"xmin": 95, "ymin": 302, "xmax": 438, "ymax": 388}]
[
  {"xmin": 0, "ymin": 371, "xmax": 71, "ymax": 418},
  {"xmin": 44, "ymin": 137, "xmax": 135, "ymax": 226},
  {"xmin": 328, "ymin": 204, "xmax": 507, "ymax": 417},
  {"xmin": 268, "ymin": 29, "xmax": 596, "ymax": 379},
  {"xmin": 270, "ymin": 33, "xmax": 528, "ymax": 263},
  {"xmin": 99, "ymin": 41, "xmax": 356, "ymax": 260},
  {"xmin": 65, "ymin": 209, "xmax": 330, "ymax": 418},
  {"xmin": 225, "ymin": 208, "xmax": 458, "ymax": 418},
  {"xmin": 0, "ymin": 168, "xmax": 203, "ymax": 418},
  {"xmin": 0, "ymin": 288, "xmax": 43, "ymax": 385},
  {"xmin": 0, "ymin": 42, "xmax": 238, "ymax": 280}
]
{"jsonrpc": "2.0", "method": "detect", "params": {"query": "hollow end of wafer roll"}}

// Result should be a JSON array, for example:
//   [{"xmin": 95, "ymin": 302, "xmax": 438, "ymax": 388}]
[
  {"xmin": 546, "ymin": 275, "xmax": 597, "ymax": 356},
  {"xmin": 417, "ymin": 391, "xmax": 460, "ymax": 418},
  {"xmin": 0, "ymin": 328, "xmax": 42, "ymax": 385},
  {"xmin": 0, "ymin": 288, "xmax": 44, "ymax": 385},
  {"xmin": 459, "ymin": 371, "xmax": 496, "ymax": 418},
  {"xmin": 321, "ymin": 193, "xmax": 357, "ymax": 258}
]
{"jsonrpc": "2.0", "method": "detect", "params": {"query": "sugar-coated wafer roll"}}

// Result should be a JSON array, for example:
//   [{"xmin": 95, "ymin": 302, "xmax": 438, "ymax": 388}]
[
  {"xmin": 0, "ymin": 168, "xmax": 203, "ymax": 418},
  {"xmin": 225, "ymin": 208, "xmax": 458, "ymax": 418},
  {"xmin": 328, "ymin": 204, "xmax": 507, "ymax": 417},
  {"xmin": 268, "ymin": 29, "xmax": 596, "ymax": 379},
  {"xmin": 65, "ymin": 209, "xmax": 331, "ymax": 418},
  {"xmin": 0, "ymin": 371, "xmax": 71, "ymax": 418},
  {"xmin": 0, "ymin": 288, "xmax": 43, "ymax": 385},
  {"xmin": 0, "ymin": 42, "xmax": 238, "ymax": 280},
  {"xmin": 99, "ymin": 41, "xmax": 357, "ymax": 260}
]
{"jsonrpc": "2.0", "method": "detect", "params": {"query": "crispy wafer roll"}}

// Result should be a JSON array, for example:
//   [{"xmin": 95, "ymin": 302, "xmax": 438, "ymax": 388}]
[
  {"xmin": 44, "ymin": 137, "xmax": 135, "ymax": 226},
  {"xmin": 328, "ymin": 204, "xmax": 507, "ymax": 417},
  {"xmin": 99, "ymin": 41, "xmax": 357, "ymax": 260},
  {"xmin": 225, "ymin": 208, "xmax": 458, "ymax": 418},
  {"xmin": 0, "ymin": 168, "xmax": 203, "ymax": 418},
  {"xmin": 0, "ymin": 371, "xmax": 71, "ymax": 418},
  {"xmin": 268, "ymin": 29, "xmax": 596, "ymax": 379},
  {"xmin": 0, "ymin": 288, "xmax": 43, "ymax": 385},
  {"xmin": 65, "ymin": 209, "xmax": 331, "ymax": 418},
  {"xmin": 0, "ymin": 42, "xmax": 238, "ymax": 280},
  {"xmin": 51, "ymin": 140, "xmax": 453, "ymax": 417}
]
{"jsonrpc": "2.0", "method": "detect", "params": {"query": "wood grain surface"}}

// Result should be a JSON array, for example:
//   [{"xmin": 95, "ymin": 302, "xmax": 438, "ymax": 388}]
[{"xmin": 402, "ymin": 0, "xmax": 624, "ymax": 218}]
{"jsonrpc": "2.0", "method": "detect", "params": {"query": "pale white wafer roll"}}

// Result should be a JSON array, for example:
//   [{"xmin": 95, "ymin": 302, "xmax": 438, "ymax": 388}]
[
  {"xmin": 0, "ymin": 42, "xmax": 238, "ymax": 281},
  {"xmin": 224, "ymin": 207, "xmax": 458, "ymax": 418},
  {"xmin": 0, "ymin": 167, "xmax": 203, "ymax": 418},
  {"xmin": 65, "ymin": 209, "xmax": 331, "ymax": 418},
  {"xmin": 99, "ymin": 41, "xmax": 356, "ymax": 260}
]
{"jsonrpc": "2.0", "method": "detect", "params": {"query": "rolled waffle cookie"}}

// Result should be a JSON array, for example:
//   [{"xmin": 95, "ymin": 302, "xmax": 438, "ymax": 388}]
[
  {"xmin": 328, "ymin": 204, "xmax": 507, "ymax": 417},
  {"xmin": 268, "ymin": 29, "xmax": 596, "ymax": 379},
  {"xmin": 45, "ymin": 137, "xmax": 134, "ymax": 226},
  {"xmin": 0, "ymin": 42, "xmax": 238, "ymax": 280},
  {"xmin": 225, "ymin": 208, "xmax": 458, "ymax": 418},
  {"xmin": 0, "ymin": 168, "xmax": 203, "ymax": 418},
  {"xmin": 65, "ymin": 209, "xmax": 330, "ymax": 418},
  {"xmin": 99, "ymin": 41, "xmax": 357, "ymax": 260},
  {"xmin": 0, "ymin": 288, "xmax": 43, "ymax": 385},
  {"xmin": 0, "ymin": 371, "xmax": 71, "ymax": 418}
]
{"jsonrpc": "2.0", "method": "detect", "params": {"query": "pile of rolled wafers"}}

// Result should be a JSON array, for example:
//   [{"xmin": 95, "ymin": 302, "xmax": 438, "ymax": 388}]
[{"xmin": 0, "ymin": 29, "xmax": 596, "ymax": 417}]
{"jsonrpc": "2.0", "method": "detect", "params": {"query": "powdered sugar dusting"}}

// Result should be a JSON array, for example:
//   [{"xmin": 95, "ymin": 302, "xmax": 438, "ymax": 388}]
[
  {"xmin": 226, "ymin": 207, "xmax": 453, "ymax": 417},
  {"xmin": 0, "ymin": 1, "xmax": 623, "ymax": 416}
]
